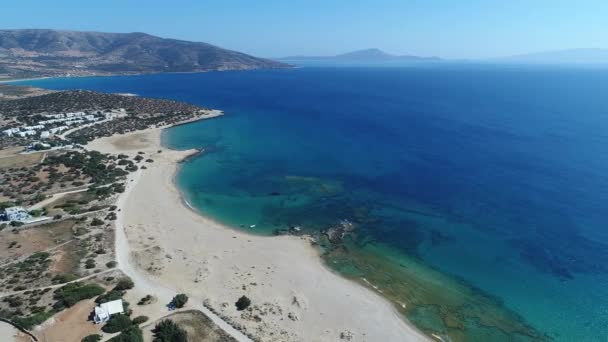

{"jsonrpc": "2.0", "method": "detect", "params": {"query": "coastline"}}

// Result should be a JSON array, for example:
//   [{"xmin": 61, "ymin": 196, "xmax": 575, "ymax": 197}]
[
  {"xmin": 85, "ymin": 117, "xmax": 430, "ymax": 341},
  {"xmin": 0, "ymin": 76, "xmax": 51, "ymax": 84}
]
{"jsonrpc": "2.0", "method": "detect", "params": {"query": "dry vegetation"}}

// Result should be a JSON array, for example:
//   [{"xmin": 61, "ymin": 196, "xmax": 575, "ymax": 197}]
[
  {"xmin": 0, "ymin": 151, "xmax": 44, "ymax": 170},
  {"xmin": 0, "ymin": 219, "xmax": 75, "ymax": 262},
  {"xmin": 0, "ymin": 149, "xmax": 132, "ymax": 208},
  {"xmin": 142, "ymin": 310, "xmax": 238, "ymax": 342}
]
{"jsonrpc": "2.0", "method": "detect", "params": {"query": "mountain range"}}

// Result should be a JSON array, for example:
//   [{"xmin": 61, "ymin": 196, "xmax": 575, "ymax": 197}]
[
  {"xmin": 279, "ymin": 48, "xmax": 441, "ymax": 63},
  {"xmin": 0, "ymin": 29, "xmax": 288, "ymax": 79},
  {"xmin": 499, "ymin": 48, "xmax": 608, "ymax": 64}
]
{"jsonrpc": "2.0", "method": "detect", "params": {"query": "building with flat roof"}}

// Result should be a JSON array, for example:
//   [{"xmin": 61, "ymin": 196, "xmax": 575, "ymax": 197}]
[
  {"xmin": 94, "ymin": 300, "xmax": 124, "ymax": 324},
  {"xmin": 2, "ymin": 206, "xmax": 31, "ymax": 222},
  {"xmin": 17, "ymin": 130, "xmax": 36, "ymax": 137}
]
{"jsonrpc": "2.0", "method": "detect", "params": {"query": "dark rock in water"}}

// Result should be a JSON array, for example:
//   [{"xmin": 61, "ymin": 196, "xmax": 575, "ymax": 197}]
[
  {"xmin": 322, "ymin": 220, "xmax": 355, "ymax": 244},
  {"xmin": 269, "ymin": 192, "xmax": 281, "ymax": 196}
]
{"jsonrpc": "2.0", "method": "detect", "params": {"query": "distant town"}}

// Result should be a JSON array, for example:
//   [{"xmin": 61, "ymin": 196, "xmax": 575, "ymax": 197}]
[{"xmin": 2, "ymin": 109, "xmax": 125, "ymax": 151}]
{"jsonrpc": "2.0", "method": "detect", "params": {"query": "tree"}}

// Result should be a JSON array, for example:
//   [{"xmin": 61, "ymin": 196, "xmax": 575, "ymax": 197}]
[
  {"xmin": 114, "ymin": 277, "xmax": 134, "ymax": 291},
  {"xmin": 90, "ymin": 217, "xmax": 104, "ymax": 226},
  {"xmin": 53, "ymin": 282, "xmax": 105, "ymax": 309},
  {"xmin": 235, "ymin": 295, "xmax": 251, "ymax": 311},
  {"xmin": 132, "ymin": 316, "xmax": 148, "ymax": 325},
  {"xmin": 152, "ymin": 320, "xmax": 187, "ymax": 342},
  {"xmin": 172, "ymin": 294, "xmax": 188, "ymax": 308},
  {"xmin": 109, "ymin": 326, "xmax": 143, "ymax": 342},
  {"xmin": 102, "ymin": 314, "xmax": 132, "ymax": 333},
  {"xmin": 82, "ymin": 334, "xmax": 102, "ymax": 342},
  {"xmin": 85, "ymin": 258, "xmax": 96, "ymax": 269},
  {"xmin": 95, "ymin": 289, "xmax": 124, "ymax": 304}
]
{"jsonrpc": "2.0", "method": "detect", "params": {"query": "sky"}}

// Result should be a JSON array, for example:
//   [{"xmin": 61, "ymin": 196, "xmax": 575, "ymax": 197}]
[{"xmin": 2, "ymin": 0, "xmax": 607, "ymax": 59}]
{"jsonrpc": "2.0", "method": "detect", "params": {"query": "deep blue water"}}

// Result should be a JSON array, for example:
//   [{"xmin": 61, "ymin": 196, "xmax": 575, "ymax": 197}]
[{"xmin": 15, "ymin": 66, "xmax": 608, "ymax": 341}]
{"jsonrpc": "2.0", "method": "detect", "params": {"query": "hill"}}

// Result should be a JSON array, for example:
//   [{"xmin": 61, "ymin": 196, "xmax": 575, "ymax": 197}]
[
  {"xmin": 0, "ymin": 29, "xmax": 288, "ymax": 78},
  {"xmin": 500, "ymin": 48, "xmax": 608, "ymax": 65},
  {"xmin": 280, "ymin": 48, "xmax": 440, "ymax": 63}
]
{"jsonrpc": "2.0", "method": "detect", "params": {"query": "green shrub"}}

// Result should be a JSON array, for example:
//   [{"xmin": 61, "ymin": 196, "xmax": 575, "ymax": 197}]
[
  {"xmin": 235, "ymin": 295, "xmax": 251, "ymax": 311},
  {"xmin": 96, "ymin": 290, "xmax": 125, "ymax": 304},
  {"xmin": 90, "ymin": 218, "xmax": 104, "ymax": 226},
  {"xmin": 132, "ymin": 315, "xmax": 148, "ymax": 325},
  {"xmin": 106, "ymin": 261, "xmax": 118, "ymax": 268},
  {"xmin": 12, "ymin": 311, "xmax": 54, "ymax": 329},
  {"xmin": 152, "ymin": 320, "xmax": 187, "ymax": 342},
  {"xmin": 109, "ymin": 326, "xmax": 143, "ymax": 342},
  {"xmin": 52, "ymin": 273, "xmax": 78, "ymax": 284},
  {"xmin": 53, "ymin": 282, "xmax": 105, "ymax": 309},
  {"xmin": 102, "ymin": 314, "xmax": 132, "ymax": 333},
  {"xmin": 114, "ymin": 277, "xmax": 134, "ymax": 291},
  {"xmin": 85, "ymin": 259, "xmax": 96, "ymax": 269},
  {"xmin": 82, "ymin": 334, "xmax": 102, "ymax": 342},
  {"xmin": 137, "ymin": 295, "xmax": 153, "ymax": 305},
  {"xmin": 172, "ymin": 294, "xmax": 188, "ymax": 308}
]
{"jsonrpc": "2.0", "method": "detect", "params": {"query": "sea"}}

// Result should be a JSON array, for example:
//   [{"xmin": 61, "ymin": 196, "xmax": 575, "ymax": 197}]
[{"xmin": 15, "ymin": 64, "xmax": 608, "ymax": 341}]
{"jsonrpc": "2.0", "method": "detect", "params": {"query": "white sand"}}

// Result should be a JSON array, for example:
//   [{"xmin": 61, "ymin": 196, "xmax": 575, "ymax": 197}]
[
  {"xmin": 86, "ymin": 118, "xmax": 430, "ymax": 342},
  {"xmin": 0, "ymin": 321, "xmax": 29, "ymax": 342}
]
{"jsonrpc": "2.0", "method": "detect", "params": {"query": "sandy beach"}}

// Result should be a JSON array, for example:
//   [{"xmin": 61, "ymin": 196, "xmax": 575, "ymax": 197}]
[
  {"xmin": 85, "ymin": 117, "xmax": 430, "ymax": 342},
  {"xmin": 0, "ymin": 321, "xmax": 30, "ymax": 342}
]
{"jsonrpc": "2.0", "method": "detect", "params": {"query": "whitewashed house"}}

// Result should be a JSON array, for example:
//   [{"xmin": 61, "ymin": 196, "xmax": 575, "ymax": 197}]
[
  {"xmin": 2, "ymin": 207, "xmax": 31, "ymax": 222},
  {"xmin": 44, "ymin": 113, "xmax": 65, "ymax": 119},
  {"xmin": 40, "ymin": 131, "xmax": 51, "ymax": 139},
  {"xmin": 50, "ymin": 126, "xmax": 69, "ymax": 134},
  {"xmin": 94, "ymin": 300, "xmax": 124, "ymax": 324},
  {"xmin": 17, "ymin": 130, "xmax": 37, "ymax": 137},
  {"xmin": 24, "ymin": 125, "xmax": 45, "ymax": 130},
  {"xmin": 3, "ymin": 127, "xmax": 21, "ymax": 136}
]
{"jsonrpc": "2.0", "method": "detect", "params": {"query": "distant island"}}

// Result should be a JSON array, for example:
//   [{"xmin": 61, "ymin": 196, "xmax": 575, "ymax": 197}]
[
  {"xmin": 499, "ymin": 48, "xmax": 608, "ymax": 65},
  {"xmin": 0, "ymin": 29, "xmax": 289, "ymax": 79},
  {"xmin": 279, "ymin": 48, "xmax": 441, "ymax": 64}
]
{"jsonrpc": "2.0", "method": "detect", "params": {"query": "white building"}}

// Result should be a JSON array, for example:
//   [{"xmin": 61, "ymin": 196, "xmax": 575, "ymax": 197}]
[
  {"xmin": 17, "ymin": 130, "xmax": 37, "ymax": 137},
  {"xmin": 3, "ymin": 127, "xmax": 21, "ymax": 136},
  {"xmin": 105, "ymin": 112, "xmax": 119, "ymax": 120},
  {"xmin": 43, "ymin": 113, "xmax": 65, "ymax": 119},
  {"xmin": 94, "ymin": 300, "xmax": 124, "ymax": 324},
  {"xmin": 50, "ymin": 126, "xmax": 69, "ymax": 134},
  {"xmin": 24, "ymin": 125, "xmax": 45, "ymax": 130},
  {"xmin": 3, "ymin": 207, "xmax": 31, "ymax": 222},
  {"xmin": 28, "ymin": 142, "xmax": 51, "ymax": 150},
  {"xmin": 40, "ymin": 131, "xmax": 50, "ymax": 139}
]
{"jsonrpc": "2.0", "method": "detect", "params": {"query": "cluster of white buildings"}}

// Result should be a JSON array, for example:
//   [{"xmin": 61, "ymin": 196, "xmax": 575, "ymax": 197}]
[{"xmin": 2, "ymin": 111, "xmax": 119, "ymax": 139}]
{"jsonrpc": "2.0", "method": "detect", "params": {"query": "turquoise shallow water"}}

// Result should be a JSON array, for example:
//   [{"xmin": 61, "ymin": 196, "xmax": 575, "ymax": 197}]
[{"xmin": 16, "ymin": 66, "xmax": 608, "ymax": 341}]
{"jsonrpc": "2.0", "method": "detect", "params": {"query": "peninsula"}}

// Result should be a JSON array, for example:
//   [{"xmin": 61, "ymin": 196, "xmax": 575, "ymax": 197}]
[{"xmin": 0, "ymin": 86, "xmax": 429, "ymax": 341}]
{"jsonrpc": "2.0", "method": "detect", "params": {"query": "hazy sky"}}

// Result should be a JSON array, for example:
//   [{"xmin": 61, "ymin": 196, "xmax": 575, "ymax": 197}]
[{"xmin": 3, "ymin": 0, "xmax": 607, "ymax": 59}]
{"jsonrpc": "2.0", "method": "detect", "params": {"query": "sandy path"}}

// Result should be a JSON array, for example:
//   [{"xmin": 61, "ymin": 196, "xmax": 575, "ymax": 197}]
[
  {"xmin": 28, "ymin": 187, "xmax": 88, "ymax": 210},
  {"xmin": 87, "ymin": 120, "xmax": 430, "ymax": 342}
]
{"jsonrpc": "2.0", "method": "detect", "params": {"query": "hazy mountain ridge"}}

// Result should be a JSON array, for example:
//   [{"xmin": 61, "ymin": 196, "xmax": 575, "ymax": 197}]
[
  {"xmin": 280, "ymin": 48, "xmax": 440, "ymax": 62},
  {"xmin": 500, "ymin": 48, "xmax": 608, "ymax": 64},
  {"xmin": 0, "ymin": 29, "xmax": 288, "ymax": 78}
]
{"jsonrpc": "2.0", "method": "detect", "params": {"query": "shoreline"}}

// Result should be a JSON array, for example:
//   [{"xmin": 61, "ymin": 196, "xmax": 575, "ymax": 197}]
[
  {"xmin": 0, "ymin": 66, "xmax": 295, "ymax": 85},
  {"xmin": 86, "ymin": 117, "xmax": 431, "ymax": 341},
  {"xmin": 0, "ymin": 76, "xmax": 51, "ymax": 84}
]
